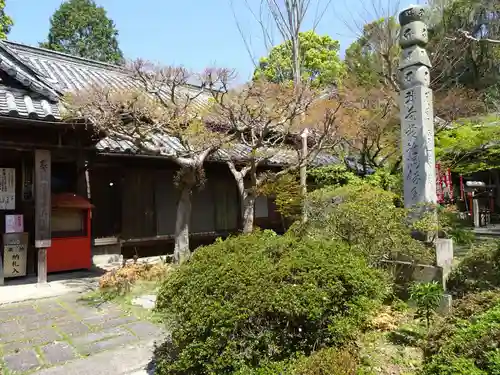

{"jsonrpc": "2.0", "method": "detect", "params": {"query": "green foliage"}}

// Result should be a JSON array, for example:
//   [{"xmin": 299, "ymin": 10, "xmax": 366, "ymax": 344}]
[
  {"xmin": 437, "ymin": 205, "xmax": 475, "ymax": 246},
  {"xmin": 253, "ymin": 30, "xmax": 345, "ymax": 87},
  {"xmin": 424, "ymin": 290, "xmax": 500, "ymax": 359},
  {"xmin": 153, "ymin": 231, "xmax": 389, "ymax": 374},
  {"xmin": 447, "ymin": 241, "xmax": 500, "ymax": 297},
  {"xmin": 364, "ymin": 169, "xmax": 402, "ymax": 196},
  {"xmin": 0, "ymin": 0, "xmax": 13, "ymax": 40},
  {"xmin": 409, "ymin": 282, "xmax": 443, "ymax": 328},
  {"xmin": 291, "ymin": 347, "xmax": 358, "ymax": 375},
  {"xmin": 235, "ymin": 347, "xmax": 358, "ymax": 375},
  {"xmin": 422, "ymin": 302, "xmax": 500, "ymax": 375},
  {"xmin": 307, "ymin": 165, "xmax": 361, "ymax": 189},
  {"xmin": 40, "ymin": 0, "xmax": 124, "ymax": 64},
  {"xmin": 259, "ymin": 172, "xmax": 302, "ymax": 219},
  {"xmin": 300, "ymin": 184, "xmax": 431, "ymax": 264},
  {"xmin": 433, "ymin": 0, "xmax": 500, "ymax": 90},
  {"xmin": 435, "ymin": 120, "xmax": 500, "ymax": 173}
]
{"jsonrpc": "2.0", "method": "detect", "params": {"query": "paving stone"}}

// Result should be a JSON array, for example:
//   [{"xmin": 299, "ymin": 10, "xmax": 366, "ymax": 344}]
[
  {"xmin": 41, "ymin": 342, "xmax": 77, "ymax": 365},
  {"xmin": 64, "ymin": 302, "xmax": 122, "ymax": 318},
  {"xmin": 90, "ymin": 316, "xmax": 138, "ymax": 330},
  {"xmin": 32, "ymin": 308, "xmax": 73, "ymax": 322},
  {"xmin": 0, "ymin": 320, "xmax": 23, "ymax": 338},
  {"xmin": 55, "ymin": 321, "xmax": 91, "ymax": 337},
  {"xmin": 19, "ymin": 318, "xmax": 53, "ymax": 331},
  {"xmin": 12, "ymin": 327, "xmax": 62, "ymax": 346},
  {"xmin": 35, "ymin": 300, "xmax": 65, "ymax": 312},
  {"xmin": 1, "ymin": 340, "xmax": 35, "ymax": 354},
  {"xmin": 3, "ymin": 348, "xmax": 42, "ymax": 373},
  {"xmin": 0, "ymin": 305, "xmax": 38, "ymax": 321},
  {"xmin": 72, "ymin": 327, "xmax": 129, "ymax": 346},
  {"xmin": 124, "ymin": 321, "xmax": 162, "ymax": 340},
  {"xmin": 77, "ymin": 333, "xmax": 138, "ymax": 356}
]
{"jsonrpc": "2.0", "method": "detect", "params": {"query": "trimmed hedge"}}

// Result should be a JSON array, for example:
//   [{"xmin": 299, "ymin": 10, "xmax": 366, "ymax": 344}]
[{"xmin": 153, "ymin": 231, "xmax": 390, "ymax": 374}]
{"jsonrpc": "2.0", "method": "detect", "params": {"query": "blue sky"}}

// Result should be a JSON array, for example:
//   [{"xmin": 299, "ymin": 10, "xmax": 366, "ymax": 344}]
[{"xmin": 6, "ymin": 0, "xmax": 420, "ymax": 82}]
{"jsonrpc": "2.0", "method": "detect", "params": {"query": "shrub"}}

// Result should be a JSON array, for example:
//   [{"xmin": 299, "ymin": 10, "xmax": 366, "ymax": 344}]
[
  {"xmin": 153, "ymin": 231, "xmax": 390, "ymax": 374},
  {"xmin": 409, "ymin": 282, "xmax": 443, "ymax": 328},
  {"xmin": 297, "ymin": 184, "xmax": 432, "ymax": 264},
  {"xmin": 447, "ymin": 241, "xmax": 500, "ymax": 297},
  {"xmin": 99, "ymin": 262, "xmax": 171, "ymax": 297},
  {"xmin": 424, "ymin": 290, "xmax": 500, "ymax": 358},
  {"xmin": 233, "ymin": 347, "xmax": 358, "ymax": 375},
  {"xmin": 292, "ymin": 347, "xmax": 358, "ymax": 375},
  {"xmin": 422, "ymin": 302, "xmax": 500, "ymax": 374},
  {"xmin": 307, "ymin": 164, "xmax": 361, "ymax": 189}
]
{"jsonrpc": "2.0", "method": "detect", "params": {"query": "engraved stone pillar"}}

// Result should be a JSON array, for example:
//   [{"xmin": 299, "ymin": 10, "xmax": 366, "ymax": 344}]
[
  {"xmin": 398, "ymin": 6, "xmax": 437, "ymax": 212},
  {"xmin": 399, "ymin": 7, "xmax": 454, "ymax": 306}
]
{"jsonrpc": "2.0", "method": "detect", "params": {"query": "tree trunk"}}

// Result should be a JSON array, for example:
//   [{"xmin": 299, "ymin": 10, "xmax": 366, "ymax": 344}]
[
  {"xmin": 234, "ymin": 174, "xmax": 255, "ymax": 234},
  {"xmin": 291, "ymin": 36, "xmax": 301, "ymax": 86},
  {"xmin": 242, "ymin": 191, "xmax": 256, "ymax": 234},
  {"xmin": 174, "ymin": 173, "xmax": 194, "ymax": 264},
  {"xmin": 300, "ymin": 129, "xmax": 309, "ymax": 223}
]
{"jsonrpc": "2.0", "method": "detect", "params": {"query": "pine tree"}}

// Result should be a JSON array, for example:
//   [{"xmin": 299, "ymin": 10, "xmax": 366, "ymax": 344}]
[{"xmin": 40, "ymin": 0, "xmax": 124, "ymax": 65}]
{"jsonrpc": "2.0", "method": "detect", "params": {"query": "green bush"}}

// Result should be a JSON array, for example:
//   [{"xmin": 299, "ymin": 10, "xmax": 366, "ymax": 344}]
[
  {"xmin": 297, "ymin": 184, "xmax": 432, "ymax": 264},
  {"xmin": 422, "ymin": 302, "xmax": 500, "ymax": 374},
  {"xmin": 447, "ymin": 241, "xmax": 500, "ymax": 297},
  {"xmin": 153, "ymin": 231, "xmax": 390, "ymax": 374},
  {"xmin": 424, "ymin": 290, "xmax": 500, "ymax": 359},
  {"xmin": 291, "ymin": 347, "xmax": 358, "ymax": 375},
  {"xmin": 233, "ymin": 347, "xmax": 358, "ymax": 375},
  {"xmin": 409, "ymin": 282, "xmax": 443, "ymax": 328}
]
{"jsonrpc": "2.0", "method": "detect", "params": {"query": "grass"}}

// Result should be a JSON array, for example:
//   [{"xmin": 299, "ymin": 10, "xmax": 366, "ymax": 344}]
[
  {"xmin": 80, "ymin": 280, "xmax": 163, "ymax": 323},
  {"xmin": 358, "ymin": 305, "xmax": 426, "ymax": 375}
]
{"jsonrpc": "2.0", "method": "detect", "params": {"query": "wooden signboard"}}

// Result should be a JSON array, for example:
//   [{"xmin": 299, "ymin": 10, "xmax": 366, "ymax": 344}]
[
  {"xmin": 3, "ymin": 232, "xmax": 28, "ymax": 278},
  {"xmin": 35, "ymin": 150, "xmax": 51, "ymax": 248},
  {"xmin": 0, "ymin": 168, "xmax": 15, "ymax": 210}
]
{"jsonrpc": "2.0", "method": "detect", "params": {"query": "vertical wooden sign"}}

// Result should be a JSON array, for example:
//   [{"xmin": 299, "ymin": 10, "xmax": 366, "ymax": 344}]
[{"xmin": 35, "ymin": 150, "xmax": 51, "ymax": 248}]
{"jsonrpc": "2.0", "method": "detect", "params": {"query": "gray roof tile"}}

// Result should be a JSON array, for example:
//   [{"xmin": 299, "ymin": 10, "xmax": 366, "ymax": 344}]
[
  {"xmin": 0, "ymin": 40, "xmax": 211, "ymax": 120},
  {"xmin": 0, "ymin": 41, "xmax": 351, "ymax": 169}
]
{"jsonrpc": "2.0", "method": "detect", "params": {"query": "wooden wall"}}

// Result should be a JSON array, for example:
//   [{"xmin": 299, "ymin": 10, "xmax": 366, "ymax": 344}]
[{"xmin": 90, "ymin": 157, "xmax": 240, "ymax": 241}]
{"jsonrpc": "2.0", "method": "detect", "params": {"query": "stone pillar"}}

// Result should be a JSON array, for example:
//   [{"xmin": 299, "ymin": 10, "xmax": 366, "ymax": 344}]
[
  {"xmin": 399, "ymin": 7, "xmax": 453, "ymax": 313},
  {"xmin": 398, "ymin": 7, "xmax": 437, "ymax": 212}
]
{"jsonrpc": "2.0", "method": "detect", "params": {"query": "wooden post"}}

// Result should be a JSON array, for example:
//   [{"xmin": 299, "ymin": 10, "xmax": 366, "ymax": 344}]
[{"xmin": 34, "ymin": 150, "xmax": 51, "ymax": 284}]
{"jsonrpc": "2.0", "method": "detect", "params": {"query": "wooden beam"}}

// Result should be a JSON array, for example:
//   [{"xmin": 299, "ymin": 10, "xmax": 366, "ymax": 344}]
[{"xmin": 34, "ymin": 150, "xmax": 51, "ymax": 284}]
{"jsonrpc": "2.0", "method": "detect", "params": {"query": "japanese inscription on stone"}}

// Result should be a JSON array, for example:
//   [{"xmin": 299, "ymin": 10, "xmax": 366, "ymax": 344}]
[
  {"xmin": 398, "ymin": 5, "xmax": 437, "ymax": 209},
  {"xmin": 35, "ymin": 150, "xmax": 51, "ymax": 248},
  {"xmin": 3, "ymin": 232, "xmax": 28, "ymax": 277},
  {"xmin": 0, "ymin": 168, "xmax": 15, "ymax": 210}
]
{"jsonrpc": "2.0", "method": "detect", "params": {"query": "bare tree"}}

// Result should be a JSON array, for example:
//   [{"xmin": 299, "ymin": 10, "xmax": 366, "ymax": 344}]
[
  {"xmin": 231, "ymin": 0, "xmax": 333, "ymax": 81},
  {"xmin": 65, "ymin": 61, "xmax": 233, "ymax": 264},
  {"xmin": 205, "ymin": 72, "xmax": 345, "ymax": 232}
]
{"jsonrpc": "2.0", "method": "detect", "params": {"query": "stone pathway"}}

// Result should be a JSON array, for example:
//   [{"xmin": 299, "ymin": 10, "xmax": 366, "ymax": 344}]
[{"xmin": 0, "ymin": 294, "xmax": 164, "ymax": 374}]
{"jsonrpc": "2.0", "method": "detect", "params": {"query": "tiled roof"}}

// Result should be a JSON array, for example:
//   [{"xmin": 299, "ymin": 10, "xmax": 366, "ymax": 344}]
[
  {"xmin": 0, "ymin": 40, "xmax": 211, "ymax": 120},
  {"xmin": 0, "ymin": 40, "xmax": 366, "ymax": 171},
  {"xmin": 0, "ymin": 86, "xmax": 60, "ymax": 120},
  {"xmin": 96, "ymin": 135, "xmax": 370, "ymax": 171}
]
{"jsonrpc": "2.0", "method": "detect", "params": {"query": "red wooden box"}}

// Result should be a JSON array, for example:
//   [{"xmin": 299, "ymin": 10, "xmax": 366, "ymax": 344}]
[{"xmin": 47, "ymin": 193, "xmax": 93, "ymax": 273}]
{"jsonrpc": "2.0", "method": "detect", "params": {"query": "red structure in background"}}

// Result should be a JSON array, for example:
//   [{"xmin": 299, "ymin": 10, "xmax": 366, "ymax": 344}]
[
  {"xmin": 47, "ymin": 193, "xmax": 93, "ymax": 273},
  {"xmin": 459, "ymin": 175, "xmax": 464, "ymax": 200},
  {"xmin": 436, "ymin": 163, "xmax": 444, "ymax": 202},
  {"xmin": 436, "ymin": 163, "xmax": 453, "ymax": 204}
]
